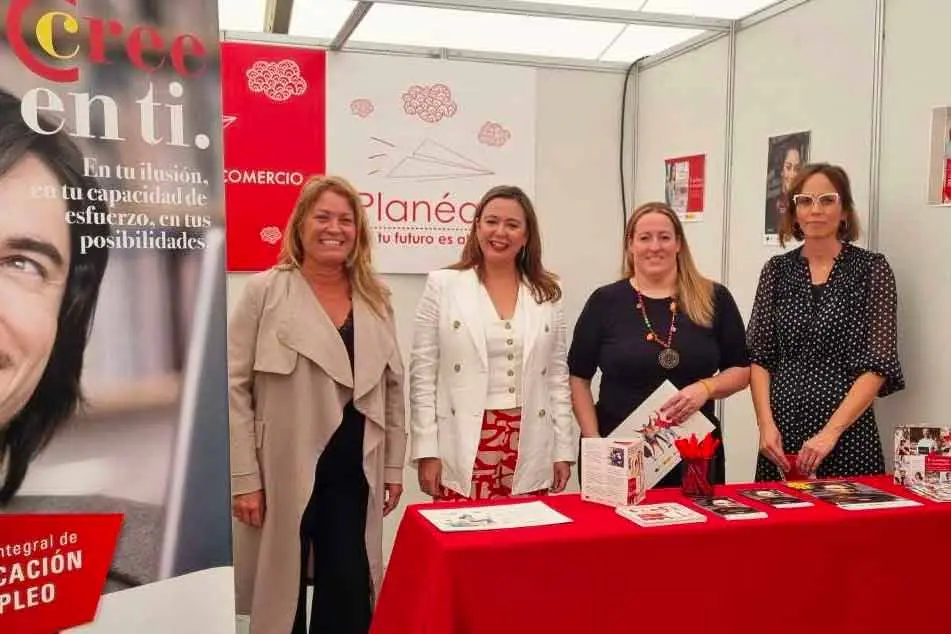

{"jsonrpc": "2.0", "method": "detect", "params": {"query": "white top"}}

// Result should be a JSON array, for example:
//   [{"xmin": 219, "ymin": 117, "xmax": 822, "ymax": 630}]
[{"xmin": 480, "ymin": 288, "xmax": 523, "ymax": 410}]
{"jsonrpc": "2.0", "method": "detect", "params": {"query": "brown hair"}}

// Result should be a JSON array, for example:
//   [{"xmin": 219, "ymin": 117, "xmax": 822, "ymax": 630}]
[
  {"xmin": 779, "ymin": 162, "xmax": 861, "ymax": 247},
  {"xmin": 448, "ymin": 185, "xmax": 561, "ymax": 304},
  {"xmin": 623, "ymin": 202, "xmax": 714, "ymax": 327},
  {"xmin": 277, "ymin": 174, "xmax": 391, "ymax": 318}
]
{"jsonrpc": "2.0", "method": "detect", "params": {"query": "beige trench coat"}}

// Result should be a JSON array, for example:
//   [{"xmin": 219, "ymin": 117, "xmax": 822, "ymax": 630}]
[{"xmin": 228, "ymin": 267, "xmax": 407, "ymax": 634}]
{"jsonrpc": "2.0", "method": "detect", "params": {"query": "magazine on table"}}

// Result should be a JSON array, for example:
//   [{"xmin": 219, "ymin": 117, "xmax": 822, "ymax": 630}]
[
  {"xmin": 785, "ymin": 480, "xmax": 922, "ymax": 510},
  {"xmin": 418, "ymin": 500, "xmax": 573, "ymax": 532},
  {"xmin": 893, "ymin": 426, "xmax": 951, "ymax": 497},
  {"xmin": 609, "ymin": 380, "xmax": 715, "ymax": 489},
  {"xmin": 739, "ymin": 488, "xmax": 814, "ymax": 509},
  {"xmin": 616, "ymin": 502, "xmax": 708, "ymax": 527},
  {"xmin": 906, "ymin": 481, "xmax": 951, "ymax": 503},
  {"xmin": 692, "ymin": 497, "xmax": 768, "ymax": 520}
]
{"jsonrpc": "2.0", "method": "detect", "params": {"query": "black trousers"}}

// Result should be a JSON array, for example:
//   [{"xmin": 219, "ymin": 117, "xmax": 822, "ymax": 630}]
[{"xmin": 292, "ymin": 407, "xmax": 372, "ymax": 634}]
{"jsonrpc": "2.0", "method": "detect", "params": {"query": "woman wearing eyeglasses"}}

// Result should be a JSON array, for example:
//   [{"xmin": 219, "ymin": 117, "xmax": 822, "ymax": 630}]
[{"xmin": 747, "ymin": 163, "xmax": 905, "ymax": 481}]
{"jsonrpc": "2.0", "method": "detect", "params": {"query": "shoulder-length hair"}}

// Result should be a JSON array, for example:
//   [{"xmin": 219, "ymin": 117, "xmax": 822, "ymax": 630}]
[
  {"xmin": 448, "ymin": 185, "xmax": 561, "ymax": 304},
  {"xmin": 0, "ymin": 88, "xmax": 111, "ymax": 503},
  {"xmin": 277, "ymin": 174, "xmax": 391, "ymax": 319},
  {"xmin": 623, "ymin": 202, "xmax": 714, "ymax": 327},
  {"xmin": 779, "ymin": 162, "xmax": 861, "ymax": 247}
]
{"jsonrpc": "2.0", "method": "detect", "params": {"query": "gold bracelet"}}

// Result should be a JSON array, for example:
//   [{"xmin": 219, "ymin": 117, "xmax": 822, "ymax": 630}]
[{"xmin": 699, "ymin": 378, "xmax": 714, "ymax": 397}]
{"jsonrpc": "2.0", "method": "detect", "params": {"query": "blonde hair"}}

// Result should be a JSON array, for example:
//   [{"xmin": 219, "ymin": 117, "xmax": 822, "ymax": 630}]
[
  {"xmin": 623, "ymin": 202, "xmax": 714, "ymax": 327},
  {"xmin": 277, "ymin": 174, "xmax": 391, "ymax": 319}
]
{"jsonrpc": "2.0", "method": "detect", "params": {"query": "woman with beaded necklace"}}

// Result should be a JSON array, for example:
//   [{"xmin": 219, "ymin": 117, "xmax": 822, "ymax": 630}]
[{"xmin": 568, "ymin": 202, "xmax": 750, "ymax": 487}]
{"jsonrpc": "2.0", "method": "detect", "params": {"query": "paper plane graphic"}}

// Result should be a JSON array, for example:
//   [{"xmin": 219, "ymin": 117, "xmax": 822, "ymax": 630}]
[
  {"xmin": 223, "ymin": 115, "xmax": 238, "ymax": 129},
  {"xmin": 386, "ymin": 139, "xmax": 493, "ymax": 181}
]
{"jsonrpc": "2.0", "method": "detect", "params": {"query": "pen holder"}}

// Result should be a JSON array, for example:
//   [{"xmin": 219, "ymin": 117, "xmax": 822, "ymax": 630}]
[{"xmin": 681, "ymin": 458, "xmax": 714, "ymax": 498}]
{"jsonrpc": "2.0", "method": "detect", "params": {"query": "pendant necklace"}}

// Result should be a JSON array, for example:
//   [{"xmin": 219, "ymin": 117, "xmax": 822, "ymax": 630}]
[{"xmin": 633, "ymin": 286, "xmax": 680, "ymax": 370}]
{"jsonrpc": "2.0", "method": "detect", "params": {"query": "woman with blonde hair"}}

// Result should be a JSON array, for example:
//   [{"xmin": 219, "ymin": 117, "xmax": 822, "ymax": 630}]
[
  {"xmin": 228, "ymin": 174, "xmax": 406, "ymax": 634},
  {"xmin": 568, "ymin": 202, "xmax": 750, "ymax": 486},
  {"xmin": 409, "ymin": 185, "xmax": 575, "ymax": 501}
]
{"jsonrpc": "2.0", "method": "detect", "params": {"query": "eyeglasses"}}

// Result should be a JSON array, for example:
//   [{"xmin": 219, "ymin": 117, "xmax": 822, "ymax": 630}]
[{"xmin": 792, "ymin": 193, "xmax": 840, "ymax": 209}]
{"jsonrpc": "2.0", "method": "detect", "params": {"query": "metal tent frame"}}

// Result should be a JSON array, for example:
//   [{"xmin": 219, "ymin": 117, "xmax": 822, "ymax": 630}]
[{"xmin": 220, "ymin": 0, "xmax": 813, "ymax": 74}]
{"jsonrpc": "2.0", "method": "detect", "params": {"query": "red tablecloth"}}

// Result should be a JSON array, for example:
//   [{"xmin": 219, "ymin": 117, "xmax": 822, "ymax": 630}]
[{"xmin": 370, "ymin": 476, "xmax": 950, "ymax": 634}]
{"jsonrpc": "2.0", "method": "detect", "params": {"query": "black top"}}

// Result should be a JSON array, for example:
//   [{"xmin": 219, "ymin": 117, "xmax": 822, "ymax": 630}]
[
  {"xmin": 747, "ymin": 243, "xmax": 905, "ymax": 480},
  {"xmin": 568, "ymin": 279, "xmax": 749, "ymax": 484},
  {"xmin": 314, "ymin": 310, "xmax": 366, "ymax": 485}
]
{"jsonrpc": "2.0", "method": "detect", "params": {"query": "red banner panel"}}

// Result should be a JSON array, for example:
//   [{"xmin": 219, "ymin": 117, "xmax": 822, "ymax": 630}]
[
  {"xmin": 221, "ymin": 43, "xmax": 327, "ymax": 271},
  {"xmin": 0, "ymin": 514, "xmax": 122, "ymax": 633}
]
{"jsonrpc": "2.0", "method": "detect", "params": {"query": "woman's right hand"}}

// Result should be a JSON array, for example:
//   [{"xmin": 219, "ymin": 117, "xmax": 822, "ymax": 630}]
[
  {"xmin": 417, "ymin": 458, "xmax": 443, "ymax": 498},
  {"xmin": 759, "ymin": 421, "xmax": 790, "ymax": 473},
  {"xmin": 233, "ymin": 491, "xmax": 266, "ymax": 528}
]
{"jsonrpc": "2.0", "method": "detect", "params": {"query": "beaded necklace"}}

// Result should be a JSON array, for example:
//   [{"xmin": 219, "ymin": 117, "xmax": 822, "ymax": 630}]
[{"xmin": 633, "ymin": 286, "xmax": 680, "ymax": 369}]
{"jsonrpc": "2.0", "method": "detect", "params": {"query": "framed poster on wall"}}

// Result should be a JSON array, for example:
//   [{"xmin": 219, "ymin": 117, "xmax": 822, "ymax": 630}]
[
  {"xmin": 927, "ymin": 106, "xmax": 951, "ymax": 206},
  {"xmin": 764, "ymin": 130, "xmax": 810, "ymax": 245},
  {"xmin": 664, "ymin": 154, "xmax": 705, "ymax": 222}
]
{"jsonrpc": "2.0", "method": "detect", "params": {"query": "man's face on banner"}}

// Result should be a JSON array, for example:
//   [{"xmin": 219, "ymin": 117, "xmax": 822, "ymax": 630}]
[{"xmin": 0, "ymin": 153, "xmax": 71, "ymax": 428}]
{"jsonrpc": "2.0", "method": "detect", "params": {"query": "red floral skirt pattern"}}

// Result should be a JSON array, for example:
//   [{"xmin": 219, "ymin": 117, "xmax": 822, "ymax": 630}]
[{"xmin": 439, "ymin": 409, "xmax": 548, "ymax": 501}]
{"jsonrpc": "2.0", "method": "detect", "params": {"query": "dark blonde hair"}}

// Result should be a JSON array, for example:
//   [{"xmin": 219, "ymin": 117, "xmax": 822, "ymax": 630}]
[
  {"xmin": 448, "ymin": 185, "xmax": 561, "ymax": 304},
  {"xmin": 779, "ymin": 162, "xmax": 861, "ymax": 247},
  {"xmin": 277, "ymin": 174, "xmax": 391, "ymax": 318},
  {"xmin": 623, "ymin": 202, "xmax": 714, "ymax": 327}
]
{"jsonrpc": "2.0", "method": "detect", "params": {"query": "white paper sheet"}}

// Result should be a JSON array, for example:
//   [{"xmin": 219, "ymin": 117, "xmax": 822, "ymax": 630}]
[{"xmin": 418, "ymin": 500, "xmax": 572, "ymax": 532}]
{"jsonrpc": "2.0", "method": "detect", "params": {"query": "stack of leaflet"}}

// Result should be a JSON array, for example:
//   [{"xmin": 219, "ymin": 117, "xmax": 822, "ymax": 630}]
[
  {"xmin": 616, "ymin": 503, "xmax": 707, "ymax": 527},
  {"xmin": 907, "ymin": 481, "xmax": 951, "ymax": 503}
]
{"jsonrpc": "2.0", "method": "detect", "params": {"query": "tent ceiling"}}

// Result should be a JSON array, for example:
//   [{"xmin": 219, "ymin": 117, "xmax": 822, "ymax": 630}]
[{"xmin": 218, "ymin": 0, "xmax": 788, "ymax": 68}]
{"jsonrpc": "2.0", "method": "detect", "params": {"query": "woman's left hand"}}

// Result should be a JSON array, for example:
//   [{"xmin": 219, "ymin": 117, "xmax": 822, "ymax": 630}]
[
  {"xmin": 798, "ymin": 429, "xmax": 840, "ymax": 475},
  {"xmin": 383, "ymin": 483, "xmax": 403, "ymax": 516},
  {"xmin": 661, "ymin": 383, "xmax": 709, "ymax": 424},
  {"xmin": 551, "ymin": 462, "xmax": 571, "ymax": 493}
]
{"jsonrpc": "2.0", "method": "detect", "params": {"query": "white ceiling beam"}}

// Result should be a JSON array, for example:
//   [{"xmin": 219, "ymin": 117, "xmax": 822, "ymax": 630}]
[
  {"xmin": 330, "ymin": 2, "xmax": 373, "ymax": 51},
  {"xmin": 636, "ymin": 30, "xmax": 726, "ymax": 70},
  {"xmin": 264, "ymin": 0, "xmax": 295, "ymax": 33},
  {"xmin": 221, "ymin": 29, "xmax": 633, "ymax": 73},
  {"xmin": 739, "ymin": 0, "xmax": 812, "ymax": 28},
  {"xmin": 635, "ymin": 0, "xmax": 811, "ymax": 69},
  {"xmin": 368, "ymin": 0, "xmax": 733, "ymax": 31},
  {"xmin": 331, "ymin": 1, "xmax": 374, "ymax": 50}
]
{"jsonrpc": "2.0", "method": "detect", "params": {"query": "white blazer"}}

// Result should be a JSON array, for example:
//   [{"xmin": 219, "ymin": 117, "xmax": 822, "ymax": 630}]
[{"xmin": 409, "ymin": 268, "xmax": 576, "ymax": 497}]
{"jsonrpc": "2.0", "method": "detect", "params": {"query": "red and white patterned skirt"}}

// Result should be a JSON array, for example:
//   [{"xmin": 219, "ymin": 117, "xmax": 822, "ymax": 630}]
[{"xmin": 439, "ymin": 409, "xmax": 548, "ymax": 501}]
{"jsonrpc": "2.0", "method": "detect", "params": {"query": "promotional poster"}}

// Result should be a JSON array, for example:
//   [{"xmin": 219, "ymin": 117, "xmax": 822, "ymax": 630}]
[
  {"xmin": 220, "ymin": 42, "xmax": 538, "ymax": 274},
  {"xmin": 327, "ymin": 53, "xmax": 537, "ymax": 274},
  {"xmin": 0, "ymin": 1, "xmax": 233, "ymax": 632},
  {"xmin": 663, "ymin": 153, "xmax": 705, "ymax": 222},
  {"xmin": 764, "ymin": 130, "xmax": 809, "ymax": 245}
]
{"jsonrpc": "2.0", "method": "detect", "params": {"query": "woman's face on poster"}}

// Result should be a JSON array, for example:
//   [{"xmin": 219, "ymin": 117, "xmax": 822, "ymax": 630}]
[
  {"xmin": 0, "ymin": 154, "xmax": 70, "ymax": 429},
  {"xmin": 781, "ymin": 147, "xmax": 802, "ymax": 192}
]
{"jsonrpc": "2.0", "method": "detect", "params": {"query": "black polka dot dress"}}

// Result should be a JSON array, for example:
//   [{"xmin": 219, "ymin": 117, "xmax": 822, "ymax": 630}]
[{"xmin": 746, "ymin": 243, "xmax": 905, "ymax": 480}]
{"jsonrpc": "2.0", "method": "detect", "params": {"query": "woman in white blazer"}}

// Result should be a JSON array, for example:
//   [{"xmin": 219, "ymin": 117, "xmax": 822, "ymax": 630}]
[{"xmin": 410, "ymin": 185, "xmax": 576, "ymax": 500}]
